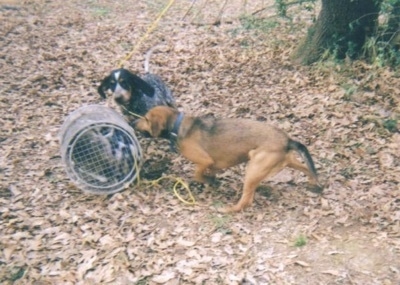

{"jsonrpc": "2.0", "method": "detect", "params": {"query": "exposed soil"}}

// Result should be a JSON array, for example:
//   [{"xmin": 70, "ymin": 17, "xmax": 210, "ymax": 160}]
[{"xmin": 1, "ymin": 0, "xmax": 399, "ymax": 284}]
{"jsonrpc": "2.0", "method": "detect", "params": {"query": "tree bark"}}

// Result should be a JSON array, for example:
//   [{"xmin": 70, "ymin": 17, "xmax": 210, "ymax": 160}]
[{"xmin": 292, "ymin": 0, "xmax": 382, "ymax": 65}]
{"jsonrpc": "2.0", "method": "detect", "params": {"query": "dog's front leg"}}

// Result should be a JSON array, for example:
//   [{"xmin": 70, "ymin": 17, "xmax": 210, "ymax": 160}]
[
  {"xmin": 194, "ymin": 164, "xmax": 217, "ymax": 185},
  {"xmin": 180, "ymin": 142, "xmax": 216, "ymax": 184}
]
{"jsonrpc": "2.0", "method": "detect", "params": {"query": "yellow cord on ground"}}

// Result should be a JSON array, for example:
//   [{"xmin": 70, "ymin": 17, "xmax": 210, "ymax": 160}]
[
  {"xmin": 147, "ymin": 175, "xmax": 196, "ymax": 205},
  {"xmin": 123, "ymin": 107, "xmax": 194, "ymax": 205},
  {"xmin": 118, "ymin": 0, "xmax": 176, "ymax": 68},
  {"xmin": 117, "ymin": 0, "xmax": 192, "ymax": 205}
]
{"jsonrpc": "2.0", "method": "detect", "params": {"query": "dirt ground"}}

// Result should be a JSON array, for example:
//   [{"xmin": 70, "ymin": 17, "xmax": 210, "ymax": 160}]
[{"xmin": 1, "ymin": 0, "xmax": 399, "ymax": 284}]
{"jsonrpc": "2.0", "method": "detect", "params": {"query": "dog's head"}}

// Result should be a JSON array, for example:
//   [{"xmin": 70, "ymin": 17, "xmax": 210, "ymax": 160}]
[
  {"xmin": 135, "ymin": 106, "xmax": 177, "ymax": 138},
  {"xmin": 97, "ymin": 68, "xmax": 155, "ymax": 104}
]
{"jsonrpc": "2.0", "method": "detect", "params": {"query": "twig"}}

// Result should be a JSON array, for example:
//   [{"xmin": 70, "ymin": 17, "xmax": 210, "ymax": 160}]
[
  {"xmin": 252, "ymin": 4, "xmax": 274, "ymax": 16},
  {"xmin": 181, "ymin": 0, "xmax": 197, "ymax": 21},
  {"xmin": 216, "ymin": 0, "xmax": 229, "ymax": 24},
  {"xmin": 252, "ymin": 0, "xmax": 315, "ymax": 16}
]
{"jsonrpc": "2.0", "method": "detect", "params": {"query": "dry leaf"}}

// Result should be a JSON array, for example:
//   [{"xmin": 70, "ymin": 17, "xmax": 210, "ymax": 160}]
[
  {"xmin": 321, "ymin": 270, "xmax": 344, "ymax": 277},
  {"xmin": 294, "ymin": 260, "xmax": 310, "ymax": 267},
  {"xmin": 177, "ymin": 237, "xmax": 196, "ymax": 247},
  {"xmin": 2, "ymin": 2, "xmax": 400, "ymax": 285},
  {"xmin": 152, "ymin": 271, "xmax": 176, "ymax": 284}
]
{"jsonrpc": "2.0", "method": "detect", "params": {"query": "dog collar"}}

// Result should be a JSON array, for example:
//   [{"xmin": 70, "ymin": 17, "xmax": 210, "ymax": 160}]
[{"xmin": 169, "ymin": 112, "xmax": 184, "ymax": 152}]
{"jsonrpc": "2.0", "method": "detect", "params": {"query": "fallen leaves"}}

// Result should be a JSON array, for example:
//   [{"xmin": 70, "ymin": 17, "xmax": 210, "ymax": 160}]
[
  {"xmin": 294, "ymin": 260, "xmax": 310, "ymax": 267},
  {"xmin": 152, "ymin": 270, "xmax": 176, "ymax": 284},
  {"xmin": 1, "ymin": 0, "xmax": 400, "ymax": 284}
]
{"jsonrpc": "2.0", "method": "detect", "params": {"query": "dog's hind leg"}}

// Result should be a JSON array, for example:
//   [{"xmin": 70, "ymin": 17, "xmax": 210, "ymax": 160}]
[
  {"xmin": 286, "ymin": 152, "xmax": 323, "ymax": 194},
  {"xmin": 286, "ymin": 152, "xmax": 319, "ymax": 185},
  {"xmin": 222, "ymin": 149, "xmax": 286, "ymax": 213}
]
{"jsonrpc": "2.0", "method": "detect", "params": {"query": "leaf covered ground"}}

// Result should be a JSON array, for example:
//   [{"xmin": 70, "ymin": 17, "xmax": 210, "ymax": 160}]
[{"xmin": 0, "ymin": 0, "xmax": 399, "ymax": 284}]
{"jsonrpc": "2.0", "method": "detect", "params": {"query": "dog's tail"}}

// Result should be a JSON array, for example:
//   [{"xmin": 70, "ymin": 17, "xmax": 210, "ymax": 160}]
[
  {"xmin": 287, "ymin": 139, "xmax": 319, "ymax": 184},
  {"xmin": 144, "ymin": 46, "xmax": 158, "ymax": 73}
]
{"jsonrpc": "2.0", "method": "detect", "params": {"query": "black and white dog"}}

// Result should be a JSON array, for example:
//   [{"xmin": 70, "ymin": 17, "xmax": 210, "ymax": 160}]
[{"xmin": 98, "ymin": 49, "xmax": 176, "ymax": 121}]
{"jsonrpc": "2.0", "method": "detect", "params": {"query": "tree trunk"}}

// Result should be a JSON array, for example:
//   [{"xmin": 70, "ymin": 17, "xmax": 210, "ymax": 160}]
[{"xmin": 293, "ymin": 0, "xmax": 382, "ymax": 65}]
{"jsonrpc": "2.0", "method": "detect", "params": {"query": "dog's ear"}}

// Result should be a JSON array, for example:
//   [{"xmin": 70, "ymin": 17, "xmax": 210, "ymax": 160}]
[
  {"xmin": 136, "ymin": 115, "xmax": 163, "ymax": 137},
  {"xmin": 146, "ymin": 112, "xmax": 168, "ymax": 137},
  {"xmin": 150, "ymin": 118, "xmax": 163, "ymax": 137},
  {"xmin": 98, "ymin": 75, "xmax": 111, "ymax": 99},
  {"xmin": 128, "ymin": 74, "xmax": 155, "ymax": 97}
]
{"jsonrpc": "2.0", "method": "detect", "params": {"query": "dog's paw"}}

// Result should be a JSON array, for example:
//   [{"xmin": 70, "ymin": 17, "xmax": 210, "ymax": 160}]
[
  {"xmin": 307, "ymin": 184, "xmax": 324, "ymax": 193},
  {"xmin": 194, "ymin": 175, "xmax": 219, "ymax": 188}
]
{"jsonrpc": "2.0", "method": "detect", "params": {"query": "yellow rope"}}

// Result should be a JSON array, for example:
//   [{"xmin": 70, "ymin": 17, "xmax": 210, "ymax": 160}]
[
  {"xmin": 118, "ymin": 0, "xmax": 176, "ymax": 68},
  {"xmin": 121, "ymin": 105, "xmax": 144, "ymax": 119},
  {"xmin": 147, "ymin": 175, "xmax": 196, "ymax": 205},
  {"xmin": 125, "ymin": 106, "xmax": 195, "ymax": 205},
  {"xmin": 124, "ymin": 109, "xmax": 195, "ymax": 206},
  {"xmin": 116, "ymin": 0, "xmax": 193, "ymax": 205}
]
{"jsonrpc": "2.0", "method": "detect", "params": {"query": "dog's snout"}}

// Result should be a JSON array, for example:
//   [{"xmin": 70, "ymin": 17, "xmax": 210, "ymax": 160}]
[
  {"xmin": 141, "ymin": 131, "xmax": 152, "ymax": 138},
  {"xmin": 114, "ymin": 94, "xmax": 124, "ymax": 104},
  {"xmin": 135, "ymin": 122, "xmax": 151, "ymax": 138}
]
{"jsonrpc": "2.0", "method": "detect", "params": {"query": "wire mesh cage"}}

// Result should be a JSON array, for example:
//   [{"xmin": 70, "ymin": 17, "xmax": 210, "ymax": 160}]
[{"xmin": 59, "ymin": 105, "xmax": 142, "ymax": 194}]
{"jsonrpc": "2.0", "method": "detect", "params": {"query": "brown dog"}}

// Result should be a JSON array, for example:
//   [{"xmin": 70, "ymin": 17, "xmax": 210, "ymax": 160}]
[{"xmin": 136, "ymin": 106, "xmax": 321, "ymax": 212}]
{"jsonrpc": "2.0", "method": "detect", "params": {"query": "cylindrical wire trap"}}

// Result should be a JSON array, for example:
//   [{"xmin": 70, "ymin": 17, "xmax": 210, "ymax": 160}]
[{"xmin": 59, "ymin": 105, "xmax": 142, "ymax": 194}]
